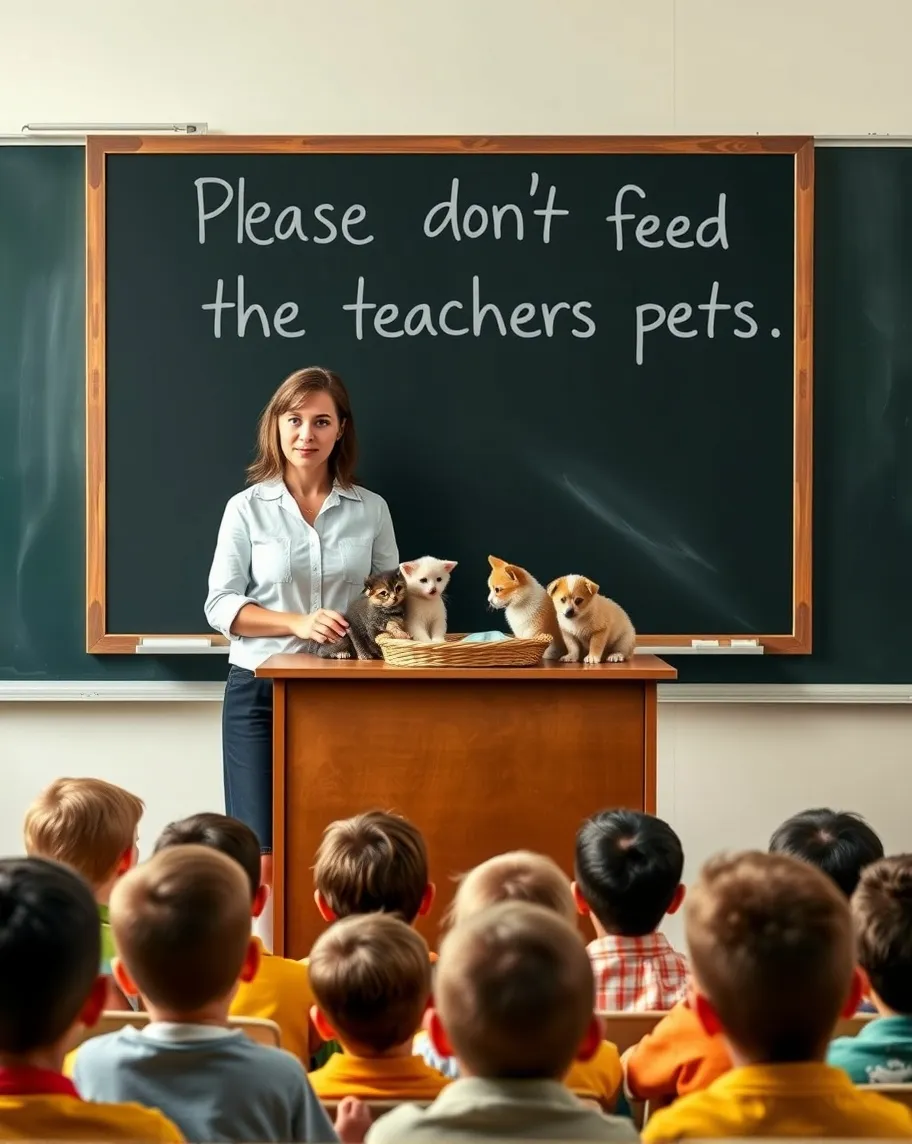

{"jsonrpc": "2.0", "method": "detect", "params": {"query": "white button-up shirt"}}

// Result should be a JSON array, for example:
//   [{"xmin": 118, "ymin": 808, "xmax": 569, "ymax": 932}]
[{"xmin": 204, "ymin": 478, "xmax": 399, "ymax": 670}]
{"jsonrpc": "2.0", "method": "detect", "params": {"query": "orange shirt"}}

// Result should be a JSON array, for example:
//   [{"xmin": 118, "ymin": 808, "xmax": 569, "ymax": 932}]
[
  {"xmin": 308, "ymin": 1051, "xmax": 450, "ymax": 1101},
  {"xmin": 565, "ymin": 1041, "xmax": 624, "ymax": 1110},
  {"xmin": 0, "ymin": 1066, "xmax": 181, "ymax": 1141},
  {"xmin": 229, "ymin": 937, "xmax": 314, "ymax": 1062},
  {"xmin": 624, "ymin": 999, "xmax": 731, "ymax": 1101}
]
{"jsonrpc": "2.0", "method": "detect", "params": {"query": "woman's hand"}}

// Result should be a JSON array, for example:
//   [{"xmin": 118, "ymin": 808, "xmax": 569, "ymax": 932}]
[{"xmin": 290, "ymin": 609, "xmax": 349, "ymax": 643}]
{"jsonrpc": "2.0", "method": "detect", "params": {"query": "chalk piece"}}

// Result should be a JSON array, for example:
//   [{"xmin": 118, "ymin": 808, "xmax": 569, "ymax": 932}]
[
  {"xmin": 730, "ymin": 639, "xmax": 759, "ymax": 647},
  {"xmin": 691, "ymin": 639, "xmax": 720, "ymax": 648},
  {"xmin": 140, "ymin": 638, "xmax": 211, "ymax": 648}
]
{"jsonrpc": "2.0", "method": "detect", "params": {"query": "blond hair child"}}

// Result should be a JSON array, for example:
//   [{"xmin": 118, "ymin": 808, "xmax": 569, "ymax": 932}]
[
  {"xmin": 24, "ymin": 777, "xmax": 143, "ymax": 1005},
  {"xmin": 369, "ymin": 902, "xmax": 637, "ymax": 1143},
  {"xmin": 0, "ymin": 856, "xmax": 180, "ymax": 1141},
  {"xmin": 418, "ymin": 850, "xmax": 623, "ymax": 1110},
  {"xmin": 154, "ymin": 812, "xmax": 315, "ymax": 1063},
  {"xmin": 643, "ymin": 851, "xmax": 912, "ymax": 1141},
  {"xmin": 308, "ymin": 913, "xmax": 449, "ymax": 1100},
  {"xmin": 71, "ymin": 846, "xmax": 340, "ymax": 1143}
]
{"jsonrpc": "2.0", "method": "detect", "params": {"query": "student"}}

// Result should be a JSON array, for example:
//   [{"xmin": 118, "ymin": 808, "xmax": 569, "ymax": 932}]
[
  {"xmin": 154, "ymin": 812, "xmax": 315, "ymax": 1063},
  {"xmin": 307, "ymin": 913, "xmax": 449, "ymax": 1100},
  {"xmin": 420, "ymin": 850, "xmax": 624, "ymax": 1110},
  {"xmin": 313, "ymin": 809, "xmax": 434, "ymax": 925},
  {"xmin": 829, "ymin": 854, "xmax": 912, "ymax": 1083},
  {"xmin": 368, "ymin": 901, "xmax": 638, "ymax": 1143},
  {"xmin": 643, "ymin": 851, "xmax": 912, "ymax": 1141},
  {"xmin": 24, "ymin": 777, "xmax": 143, "ymax": 1004},
  {"xmin": 769, "ymin": 806, "xmax": 884, "ymax": 898},
  {"xmin": 573, "ymin": 809, "xmax": 688, "ymax": 1011},
  {"xmin": 71, "ymin": 846, "xmax": 339, "ymax": 1143},
  {"xmin": 0, "ymin": 856, "xmax": 181, "ymax": 1141}
]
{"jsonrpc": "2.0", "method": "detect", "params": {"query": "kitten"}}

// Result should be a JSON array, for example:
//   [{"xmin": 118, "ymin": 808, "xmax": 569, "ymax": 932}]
[
  {"xmin": 486, "ymin": 555, "xmax": 565, "ymax": 660},
  {"xmin": 301, "ymin": 569, "xmax": 411, "ymax": 660},
  {"xmin": 400, "ymin": 556, "xmax": 457, "ymax": 643}
]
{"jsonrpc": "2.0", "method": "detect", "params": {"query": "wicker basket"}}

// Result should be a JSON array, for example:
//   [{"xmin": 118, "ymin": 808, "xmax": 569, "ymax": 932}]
[{"xmin": 375, "ymin": 632, "xmax": 552, "ymax": 668}]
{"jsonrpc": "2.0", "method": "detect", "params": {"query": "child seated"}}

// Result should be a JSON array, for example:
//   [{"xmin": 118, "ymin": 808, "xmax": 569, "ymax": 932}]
[
  {"xmin": 573, "ymin": 809, "xmax": 688, "ymax": 1011},
  {"xmin": 24, "ymin": 777, "xmax": 143, "ymax": 1008},
  {"xmin": 368, "ymin": 901, "xmax": 638, "ymax": 1143},
  {"xmin": 769, "ymin": 806, "xmax": 884, "ymax": 897},
  {"xmin": 0, "ymin": 856, "xmax": 180, "ymax": 1141},
  {"xmin": 71, "ymin": 845, "xmax": 338, "ymax": 1143},
  {"xmin": 313, "ymin": 809, "xmax": 435, "ymax": 925},
  {"xmin": 154, "ymin": 812, "xmax": 314, "ymax": 1064},
  {"xmin": 643, "ymin": 851, "xmax": 912, "ymax": 1141},
  {"xmin": 418, "ymin": 850, "xmax": 623, "ymax": 1110},
  {"xmin": 307, "ymin": 913, "xmax": 449, "ymax": 1100},
  {"xmin": 829, "ymin": 854, "xmax": 912, "ymax": 1082}
]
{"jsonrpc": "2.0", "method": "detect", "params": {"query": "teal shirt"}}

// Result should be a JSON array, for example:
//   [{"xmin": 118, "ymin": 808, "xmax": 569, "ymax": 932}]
[{"xmin": 828, "ymin": 1015, "xmax": 912, "ymax": 1084}]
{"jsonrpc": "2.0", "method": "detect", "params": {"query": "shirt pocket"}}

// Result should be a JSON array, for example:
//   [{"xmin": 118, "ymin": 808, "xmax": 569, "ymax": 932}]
[
  {"xmin": 339, "ymin": 537, "xmax": 373, "ymax": 586},
  {"xmin": 250, "ymin": 537, "xmax": 292, "ymax": 585}
]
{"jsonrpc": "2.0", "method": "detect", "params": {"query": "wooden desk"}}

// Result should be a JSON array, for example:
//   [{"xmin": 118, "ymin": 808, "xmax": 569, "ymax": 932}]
[{"xmin": 256, "ymin": 653, "xmax": 676, "ymax": 958}]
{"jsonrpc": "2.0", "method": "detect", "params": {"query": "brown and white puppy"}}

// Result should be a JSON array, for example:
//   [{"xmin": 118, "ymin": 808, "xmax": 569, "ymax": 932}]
[
  {"xmin": 487, "ymin": 555, "xmax": 565, "ymax": 660},
  {"xmin": 546, "ymin": 575, "xmax": 636, "ymax": 664}
]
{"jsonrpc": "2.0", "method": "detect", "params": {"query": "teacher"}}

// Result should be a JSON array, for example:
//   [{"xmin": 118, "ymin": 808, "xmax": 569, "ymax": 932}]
[{"xmin": 204, "ymin": 366, "xmax": 399, "ymax": 891}]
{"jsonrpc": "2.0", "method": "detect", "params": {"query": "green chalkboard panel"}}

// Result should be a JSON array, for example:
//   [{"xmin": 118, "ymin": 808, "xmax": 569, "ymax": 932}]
[
  {"xmin": 96, "ymin": 141, "xmax": 803, "ymax": 654},
  {"xmin": 1, "ymin": 143, "xmax": 908, "ymax": 683}
]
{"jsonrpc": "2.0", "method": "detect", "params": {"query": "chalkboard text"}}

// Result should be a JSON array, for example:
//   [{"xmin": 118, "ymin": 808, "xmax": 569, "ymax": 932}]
[{"xmin": 606, "ymin": 184, "xmax": 729, "ymax": 251}]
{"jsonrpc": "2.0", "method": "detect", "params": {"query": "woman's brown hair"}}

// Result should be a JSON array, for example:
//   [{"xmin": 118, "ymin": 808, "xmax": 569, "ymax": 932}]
[{"xmin": 247, "ymin": 367, "xmax": 358, "ymax": 487}]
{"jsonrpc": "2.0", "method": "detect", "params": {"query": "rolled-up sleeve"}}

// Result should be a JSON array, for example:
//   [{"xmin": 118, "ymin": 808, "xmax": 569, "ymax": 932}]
[
  {"xmin": 204, "ymin": 499, "xmax": 257, "ymax": 639},
  {"xmin": 371, "ymin": 496, "xmax": 400, "ymax": 573}
]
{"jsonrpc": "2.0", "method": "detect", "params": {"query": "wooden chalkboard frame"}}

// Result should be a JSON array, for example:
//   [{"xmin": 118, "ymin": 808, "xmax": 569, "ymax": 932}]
[{"xmin": 85, "ymin": 135, "xmax": 813, "ymax": 655}]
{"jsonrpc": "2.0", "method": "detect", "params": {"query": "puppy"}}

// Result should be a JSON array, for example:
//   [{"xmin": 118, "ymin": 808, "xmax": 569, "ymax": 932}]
[
  {"xmin": 487, "ymin": 555, "xmax": 565, "ymax": 660},
  {"xmin": 546, "ymin": 575, "xmax": 636, "ymax": 664}
]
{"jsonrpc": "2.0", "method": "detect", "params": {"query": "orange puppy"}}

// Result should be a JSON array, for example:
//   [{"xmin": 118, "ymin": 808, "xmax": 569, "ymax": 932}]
[
  {"xmin": 487, "ymin": 556, "xmax": 565, "ymax": 660},
  {"xmin": 547, "ymin": 575, "xmax": 636, "ymax": 664}
]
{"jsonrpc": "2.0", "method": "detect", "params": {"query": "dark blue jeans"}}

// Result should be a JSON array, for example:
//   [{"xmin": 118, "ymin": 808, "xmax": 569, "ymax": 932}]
[{"xmin": 222, "ymin": 665, "xmax": 274, "ymax": 853}]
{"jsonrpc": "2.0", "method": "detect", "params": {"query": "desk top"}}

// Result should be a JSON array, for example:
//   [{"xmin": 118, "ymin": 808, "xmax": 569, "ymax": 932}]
[{"xmin": 256, "ymin": 653, "xmax": 676, "ymax": 682}]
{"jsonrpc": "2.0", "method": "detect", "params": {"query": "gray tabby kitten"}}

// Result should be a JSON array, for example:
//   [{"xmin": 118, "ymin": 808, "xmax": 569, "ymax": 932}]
[{"xmin": 301, "ymin": 568, "xmax": 411, "ymax": 660}]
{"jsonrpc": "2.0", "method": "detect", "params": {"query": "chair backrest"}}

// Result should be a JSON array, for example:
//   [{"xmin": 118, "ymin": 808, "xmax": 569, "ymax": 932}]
[
  {"xmin": 833, "ymin": 1013, "xmax": 876, "ymax": 1040},
  {"xmin": 70, "ymin": 1011, "xmax": 281, "ymax": 1049},
  {"xmin": 597, "ymin": 1010, "xmax": 666, "ymax": 1054},
  {"xmin": 321, "ymin": 1099, "xmax": 428, "ymax": 1123},
  {"xmin": 858, "ymin": 1084, "xmax": 912, "ymax": 1110}
]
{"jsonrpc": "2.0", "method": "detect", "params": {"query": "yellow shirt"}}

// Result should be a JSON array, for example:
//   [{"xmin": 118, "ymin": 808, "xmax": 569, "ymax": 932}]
[
  {"xmin": 0, "ymin": 1094, "xmax": 182, "ymax": 1141},
  {"xmin": 308, "ymin": 1051, "xmax": 450, "ymax": 1100},
  {"xmin": 565, "ymin": 1041, "xmax": 623, "ymax": 1110},
  {"xmin": 229, "ymin": 936, "xmax": 314, "ymax": 1062},
  {"xmin": 643, "ymin": 1061, "xmax": 912, "ymax": 1141}
]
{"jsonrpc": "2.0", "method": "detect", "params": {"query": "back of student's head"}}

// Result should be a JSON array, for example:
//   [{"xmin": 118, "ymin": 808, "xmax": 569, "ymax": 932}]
[
  {"xmin": 686, "ymin": 850, "xmax": 854, "ymax": 1062},
  {"xmin": 309, "ymin": 913, "xmax": 431, "ymax": 1052},
  {"xmin": 314, "ymin": 809, "xmax": 428, "ymax": 923},
  {"xmin": 111, "ymin": 845, "xmax": 251, "ymax": 1010},
  {"xmin": 0, "ymin": 857, "xmax": 100, "ymax": 1052},
  {"xmin": 154, "ymin": 812, "xmax": 260, "ymax": 903},
  {"xmin": 435, "ymin": 901, "xmax": 594, "ymax": 1079},
  {"xmin": 768, "ymin": 807, "xmax": 883, "ymax": 898},
  {"xmin": 574, "ymin": 808, "xmax": 683, "ymax": 935},
  {"xmin": 23, "ymin": 777, "xmax": 144, "ymax": 889},
  {"xmin": 448, "ymin": 850, "xmax": 576, "ymax": 929},
  {"xmin": 852, "ymin": 855, "xmax": 912, "ymax": 1015}
]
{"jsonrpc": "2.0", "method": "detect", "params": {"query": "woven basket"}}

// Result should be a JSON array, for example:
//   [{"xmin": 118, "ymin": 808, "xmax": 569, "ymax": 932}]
[{"xmin": 375, "ymin": 632, "xmax": 552, "ymax": 668}]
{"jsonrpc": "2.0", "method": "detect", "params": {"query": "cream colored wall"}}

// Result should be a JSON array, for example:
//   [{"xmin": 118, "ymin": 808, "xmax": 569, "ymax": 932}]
[{"xmin": 2, "ymin": 0, "xmax": 912, "ymax": 950}]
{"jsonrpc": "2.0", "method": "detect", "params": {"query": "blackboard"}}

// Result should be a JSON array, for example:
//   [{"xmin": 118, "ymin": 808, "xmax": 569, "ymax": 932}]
[
  {"xmin": 87, "ymin": 136, "xmax": 811, "ymax": 658},
  {"xmin": 6, "ymin": 141, "xmax": 906, "ymax": 684}
]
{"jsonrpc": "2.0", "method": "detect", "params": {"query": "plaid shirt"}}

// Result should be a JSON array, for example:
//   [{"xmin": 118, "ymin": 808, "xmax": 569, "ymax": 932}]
[{"xmin": 588, "ymin": 932, "xmax": 689, "ymax": 1012}]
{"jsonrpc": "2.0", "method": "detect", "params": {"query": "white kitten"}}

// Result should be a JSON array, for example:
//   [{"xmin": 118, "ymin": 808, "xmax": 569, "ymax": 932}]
[{"xmin": 400, "ymin": 556, "xmax": 457, "ymax": 643}]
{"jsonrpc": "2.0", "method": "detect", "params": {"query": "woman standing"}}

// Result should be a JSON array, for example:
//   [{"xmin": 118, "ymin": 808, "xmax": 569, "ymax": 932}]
[{"xmin": 205, "ymin": 367, "xmax": 399, "ymax": 896}]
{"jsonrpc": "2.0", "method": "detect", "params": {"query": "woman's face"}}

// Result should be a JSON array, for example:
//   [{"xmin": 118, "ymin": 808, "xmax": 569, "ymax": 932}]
[{"xmin": 278, "ymin": 393, "xmax": 343, "ymax": 477}]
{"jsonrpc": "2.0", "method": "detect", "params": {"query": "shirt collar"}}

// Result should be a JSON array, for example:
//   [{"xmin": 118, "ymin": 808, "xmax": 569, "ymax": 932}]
[
  {"xmin": 251, "ymin": 935, "xmax": 272, "ymax": 960},
  {"xmin": 141, "ymin": 1022, "xmax": 241, "ymax": 1044},
  {"xmin": 711, "ymin": 1061, "xmax": 856, "ymax": 1096},
  {"xmin": 0, "ymin": 1066, "xmax": 80, "ymax": 1098},
  {"xmin": 432, "ymin": 1076, "xmax": 581, "ymax": 1108},
  {"xmin": 856, "ymin": 1014, "xmax": 912, "ymax": 1040},
  {"xmin": 254, "ymin": 478, "xmax": 361, "ymax": 503},
  {"xmin": 587, "ymin": 931, "xmax": 676, "ymax": 957},
  {"xmin": 98, "ymin": 904, "xmax": 110, "ymax": 923},
  {"xmin": 321, "ymin": 1053, "xmax": 437, "ymax": 1078}
]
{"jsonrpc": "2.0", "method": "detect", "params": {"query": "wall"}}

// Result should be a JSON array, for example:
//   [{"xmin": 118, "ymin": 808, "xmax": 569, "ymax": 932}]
[{"xmin": 3, "ymin": 0, "xmax": 912, "ymax": 947}]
